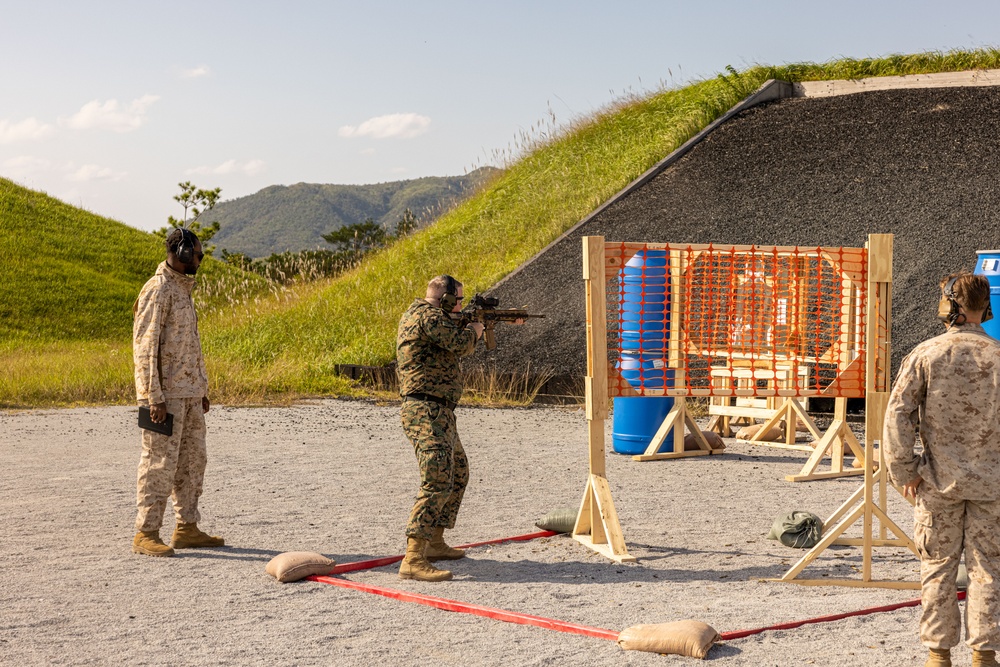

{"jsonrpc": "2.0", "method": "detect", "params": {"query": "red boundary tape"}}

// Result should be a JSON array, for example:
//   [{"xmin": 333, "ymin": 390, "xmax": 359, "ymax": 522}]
[
  {"xmin": 311, "ymin": 574, "xmax": 621, "ymax": 641},
  {"xmin": 719, "ymin": 591, "xmax": 964, "ymax": 641},
  {"xmin": 311, "ymin": 529, "xmax": 953, "ymax": 645}
]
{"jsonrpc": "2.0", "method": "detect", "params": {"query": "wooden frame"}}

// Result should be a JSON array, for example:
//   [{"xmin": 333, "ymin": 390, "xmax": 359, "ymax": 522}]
[
  {"xmin": 776, "ymin": 234, "xmax": 920, "ymax": 588},
  {"xmin": 572, "ymin": 236, "xmax": 635, "ymax": 563}
]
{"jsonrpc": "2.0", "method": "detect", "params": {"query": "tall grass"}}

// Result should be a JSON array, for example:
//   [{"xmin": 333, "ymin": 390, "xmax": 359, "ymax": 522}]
[{"xmin": 4, "ymin": 49, "xmax": 1000, "ymax": 407}]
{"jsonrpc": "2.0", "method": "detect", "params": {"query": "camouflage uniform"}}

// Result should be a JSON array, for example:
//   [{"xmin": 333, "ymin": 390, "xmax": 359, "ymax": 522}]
[
  {"xmin": 397, "ymin": 299, "xmax": 477, "ymax": 540},
  {"xmin": 133, "ymin": 262, "xmax": 210, "ymax": 533},
  {"xmin": 884, "ymin": 323, "xmax": 1000, "ymax": 651}
]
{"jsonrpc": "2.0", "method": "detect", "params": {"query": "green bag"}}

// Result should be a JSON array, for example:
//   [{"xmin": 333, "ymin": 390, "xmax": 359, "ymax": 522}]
[
  {"xmin": 535, "ymin": 507, "xmax": 578, "ymax": 534},
  {"xmin": 767, "ymin": 511, "xmax": 824, "ymax": 549}
]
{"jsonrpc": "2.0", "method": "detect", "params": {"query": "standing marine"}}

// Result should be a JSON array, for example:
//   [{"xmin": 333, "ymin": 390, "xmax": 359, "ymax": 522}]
[
  {"xmin": 131, "ymin": 228, "xmax": 224, "ymax": 557},
  {"xmin": 395, "ymin": 275, "xmax": 484, "ymax": 581},
  {"xmin": 884, "ymin": 272, "xmax": 1000, "ymax": 667}
]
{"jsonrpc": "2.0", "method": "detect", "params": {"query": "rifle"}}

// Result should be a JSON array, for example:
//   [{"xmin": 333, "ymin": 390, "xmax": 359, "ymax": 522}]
[{"xmin": 450, "ymin": 294, "xmax": 545, "ymax": 350}]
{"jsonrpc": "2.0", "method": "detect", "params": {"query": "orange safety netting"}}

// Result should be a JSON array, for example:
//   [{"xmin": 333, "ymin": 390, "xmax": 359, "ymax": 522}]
[{"xmin": 604, "ymin": 242, "xmax": 875, "ymax": 398}]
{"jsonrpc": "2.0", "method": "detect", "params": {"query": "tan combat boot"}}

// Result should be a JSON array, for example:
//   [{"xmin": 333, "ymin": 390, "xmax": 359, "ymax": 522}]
[
  {"xmin": 973, "ymin": 650, "xmax": 1000, "ymax": 667},
  {"xmin": 132, "ymin": 531, "xmax": 175, "ymax": 557},
  {"xmin": 925, "ymin": 648, "xmax": 951, "ymax": 667},
  {"xmin": 425, "ymin": 527, "xmax": 466, "ymax": 561},
  {"xmin": 398, "ymin": 537, "xmax": 453, "ymax": 581},
  {"xmin": 171, "ymin": 522, "xmax": 225, "ymax": 549}
]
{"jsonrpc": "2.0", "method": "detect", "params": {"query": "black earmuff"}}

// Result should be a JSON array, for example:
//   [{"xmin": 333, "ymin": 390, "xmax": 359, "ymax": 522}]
[
  {"xmin": 176, "ymin": 229, "xmax": 195, "ymax": 264},
  {"xmin": 439, "ymin": 275, "xmax": 459, "ymax": 311}
]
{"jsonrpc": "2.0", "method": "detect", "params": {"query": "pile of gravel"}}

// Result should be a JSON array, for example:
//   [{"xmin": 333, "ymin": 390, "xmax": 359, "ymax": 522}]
[{"xmin": 470, "ymin": 86, "xmax": 1000, "ymax": 379}]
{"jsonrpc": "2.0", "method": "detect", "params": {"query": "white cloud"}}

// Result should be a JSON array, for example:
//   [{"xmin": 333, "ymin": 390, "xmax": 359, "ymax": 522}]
[
  {"xmin": 60, "ymin": 94, "xmax": 160, "ymax": 132},
  {"xmin": 66, "ymin": 163, "xmax": 126, "ymax": 183},
  {"xmin": 338, "ymin": 113, "xmax": 431, "ymax": 139},
  {"xmin": 180, "ymin": 65, "xmax": 210, "ymax": 79},
  {"xmin": 360, "ymin": 148, "xmax": 376, "ymax": 156},
  {"xmin": 1, "ymin": 155, "xmax": 51, "ymax": 180},
  {"xmin": 0, "ymin": 118, "xmax": 54, "ymax": 144},
  {"xmin": 185, "ymin": 158, "xmax": 266, "ymax": 176}
]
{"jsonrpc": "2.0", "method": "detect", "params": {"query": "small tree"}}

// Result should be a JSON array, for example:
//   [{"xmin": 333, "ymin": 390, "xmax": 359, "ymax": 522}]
[
  {"xmin": 322, "ymin": 218, "xmax": 388, "ymax": 257},
  {"xmin": 154, "ymin": 181, "xmax": 223, "ymax": 255}
]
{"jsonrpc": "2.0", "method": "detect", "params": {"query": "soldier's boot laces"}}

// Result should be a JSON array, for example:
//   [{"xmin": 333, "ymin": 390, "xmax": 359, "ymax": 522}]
[
  {"xmin": 132, "ymin": 531, "xmax": 175, "ymax": 557},
  {"xmin": 973, "ymin": 650, "xmax": 1000, "ymax": 667},
  {"xmin": 925, "ymin": 648, "xmax": 951, "ymax": 667},
  {"xmin": 398, "ymin": 537, "xmax": 452, "ymax": 582},
  {"xmin": 171, "ymin": 522, "xmax": 225, "ymax": 549},
  {"xmin": 425, "ymin": 527, "xmax": 466, "ymax": 561}
]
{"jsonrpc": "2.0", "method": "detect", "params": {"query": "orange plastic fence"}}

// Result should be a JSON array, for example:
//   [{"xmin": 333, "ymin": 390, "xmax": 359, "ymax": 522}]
[{"xmin": 604, "ymin": 242, "xmax": 878, "ymax": 399}]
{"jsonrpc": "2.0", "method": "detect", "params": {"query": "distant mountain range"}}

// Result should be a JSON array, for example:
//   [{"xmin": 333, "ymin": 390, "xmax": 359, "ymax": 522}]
[{"xmin": 206, "ymin": 167, "xmax": 500, "ymax": 258}]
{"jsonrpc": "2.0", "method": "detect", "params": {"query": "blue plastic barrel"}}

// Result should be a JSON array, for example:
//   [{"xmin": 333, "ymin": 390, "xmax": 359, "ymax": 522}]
[
  {"xmin": 612, "ymin": 250, "xmax": 675, "ymax": 454},
  {"xmin": 974, "ymin": 250, "xmax": 1000, "ymax": 340}
]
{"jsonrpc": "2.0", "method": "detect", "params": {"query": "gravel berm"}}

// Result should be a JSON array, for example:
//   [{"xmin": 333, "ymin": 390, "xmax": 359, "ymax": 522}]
[
  {"xmin": 1, "ymin": 401, "xmax": 943, "ymax": 665},
  {"xmin": 471, "ymin": 86, "xmax": 1000, "ymax": 379}
]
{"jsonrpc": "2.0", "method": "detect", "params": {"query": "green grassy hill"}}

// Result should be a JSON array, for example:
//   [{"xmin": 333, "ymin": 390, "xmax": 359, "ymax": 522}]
[
  {"xmin": 0, "ymin": 179, "xmax": 166, "ymax": 341},
  {"xmin": 208, "ymin": 167, "xmax": 499, "ymax": 257},
  {"xmin": 3, "ymin": 49, "xmax": 999, "ymax": 407}
]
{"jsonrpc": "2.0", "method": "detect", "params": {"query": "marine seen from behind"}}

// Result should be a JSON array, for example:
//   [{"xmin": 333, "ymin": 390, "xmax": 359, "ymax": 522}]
[
  {"xmin": 395, "ymin": 275, "xmax": 484, "ymax": 582},
  {"xmin": 131, "ymin": 228, "xmax": 224, "ymax": 557},
  {"xmin": 884, "ymin": 272, "xmax": 1000, "ymax": 667}
]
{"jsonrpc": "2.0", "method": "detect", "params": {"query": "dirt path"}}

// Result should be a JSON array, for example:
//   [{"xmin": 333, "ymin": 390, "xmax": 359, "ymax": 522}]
[{"xmin": 1, "ymin": 401, "xmax": 941, "ymax": 665}]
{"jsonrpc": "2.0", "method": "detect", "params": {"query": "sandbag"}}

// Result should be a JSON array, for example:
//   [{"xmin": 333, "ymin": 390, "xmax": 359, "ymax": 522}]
[
  {"xmin": 767, "ymin": 511, "xmax": 824, "ymax": 549},
  {"xmin": 617, "ymin": 620, "xmax": 721, "ymax": 659},
  {"xmin": 735, "ymin": 423, "xmax": 783, "ymax": 442},
  {"xmin": 683, "ymin": 430, "xmax": 726, "ymax": 451},
  {"xmin": 266, "ymin": 551, "xmax": 337, "ymax": 583},
  {"xmin": 534, "ymin": 507, "xmax": 577, "ymax": 533}
]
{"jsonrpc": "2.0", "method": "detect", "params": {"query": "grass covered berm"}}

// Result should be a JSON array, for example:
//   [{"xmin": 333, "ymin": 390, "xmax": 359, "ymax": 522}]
[
  {"xmin": 4, "ymin": 49, "xmax": 1000, "ymax": 407},
  {"xmin": 0, "ymin": 178, "xmax": 290, "ymax": 406}
]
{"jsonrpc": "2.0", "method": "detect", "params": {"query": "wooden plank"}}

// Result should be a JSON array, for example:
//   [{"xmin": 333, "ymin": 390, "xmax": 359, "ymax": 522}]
[
  {"xmin": 785, "ymin": 468, "xmax": 864, "ymax": 482},
  {"xmin": 794, "ymin": 69, "xmax": 1000, "ymax": 98},
  {"xmin": 642, "ymin": 404, "xmax": 682, "ymax": 456},
  {"xmin": 572, "ymin": 479, "xmax": 592, "ymax": 536},
  {"xmin": 571, "ymin": 534, "xmax": 637, "ymax": 564},
  {"xmin": 591, "ymin": 474, "xmax": 630, "ymax": 556},
  {"xmin": 632, "ymin": 450, "xmax": 714, "ymax": 462}
]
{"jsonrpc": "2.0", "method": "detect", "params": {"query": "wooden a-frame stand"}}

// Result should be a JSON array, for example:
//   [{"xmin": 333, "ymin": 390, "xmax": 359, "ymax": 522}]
[
  {"xmin": 631, "ymin": 397, "xmax": 720, "ymax": 461},
  {"xmin": 776, "ymin": 234, "xmax": 920, "ymax": 589},
  {"xmin": 572, "ymin": 236, "xmax": 635, "ymax": 563},
  {"xmin": 761, "ymin": 396, "xmax": 868, "ymax": 482}
]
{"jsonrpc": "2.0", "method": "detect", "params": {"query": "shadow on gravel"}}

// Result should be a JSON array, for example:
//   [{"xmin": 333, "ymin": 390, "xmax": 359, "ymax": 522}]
[
  {"xmin": 706, "ymin": 644, "xmax": 743, "ymax": 659},
  {"xmin": 442, "ymin": 556, "xmax": 790, "ymax": 585},
  {"xmin": 178, "ymin": 546, "xmax": 284, "ymax": 561}
]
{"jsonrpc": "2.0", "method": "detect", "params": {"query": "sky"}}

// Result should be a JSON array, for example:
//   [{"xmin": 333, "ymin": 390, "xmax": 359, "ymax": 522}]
[{"xmin": 1, "ymin": 0, "xmax": 998, "ymax": 232}]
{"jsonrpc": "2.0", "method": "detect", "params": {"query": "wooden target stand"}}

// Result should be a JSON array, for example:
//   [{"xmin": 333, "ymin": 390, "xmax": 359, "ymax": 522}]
[
  {"xmin": 777, "ymin": 234, "xmax": 920, "ymax": 589},
  {"xmin": 571, "ymin": 234, "xmax": 917, "ymax": 586}
]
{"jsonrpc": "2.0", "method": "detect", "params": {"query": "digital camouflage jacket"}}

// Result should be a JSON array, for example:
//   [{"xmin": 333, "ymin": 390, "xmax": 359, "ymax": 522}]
[
  {"xmin": 396, "ymin": 299, "xmax": 477, "ymax": 404},
  {"xmin": 883, "ymin": 323, "xmax": 1000, "ymax": 500},
  {"xmin": 132, "ymin": 262, "xmax": 209, "ymax": 405}
]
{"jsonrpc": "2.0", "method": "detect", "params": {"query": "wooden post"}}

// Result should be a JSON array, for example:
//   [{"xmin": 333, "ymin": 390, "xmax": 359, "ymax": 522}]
[{"xmin": 573, "ymin": 236, "xmax": 635, "ymax": 563}]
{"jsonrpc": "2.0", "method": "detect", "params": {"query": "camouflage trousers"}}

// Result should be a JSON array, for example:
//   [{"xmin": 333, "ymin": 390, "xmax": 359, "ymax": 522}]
[
  {"xmin": 915, "ymin": 486, "xmax": 1000, "ymax": 650},
  {"xmin": 401, "ymin": 399, "xmax": 469, "ymax": 540},
  {"xmin": 135, "ymin": 397, "xmax": 207, "ymax": 532}
]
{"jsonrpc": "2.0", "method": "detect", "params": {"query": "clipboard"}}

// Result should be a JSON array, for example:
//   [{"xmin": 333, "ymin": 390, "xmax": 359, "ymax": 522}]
[{"xmin": 138, "ymin": 406, "xmax": 174, "ymax": 436}]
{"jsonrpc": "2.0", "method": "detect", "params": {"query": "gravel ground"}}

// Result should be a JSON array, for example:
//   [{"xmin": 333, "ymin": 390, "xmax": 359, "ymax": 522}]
[
  {"xmin": 474, "ymin": 86, "xmax": 1000, "ymax": 379},
  {"xmin": 0, "ymin": 400, "xmax": 957, "ymax": 666}
]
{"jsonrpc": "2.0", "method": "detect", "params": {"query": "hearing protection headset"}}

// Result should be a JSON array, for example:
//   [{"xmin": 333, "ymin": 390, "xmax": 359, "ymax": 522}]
[
  {"xmin": 439, "ymin": 275, "xmax": 460, "ymax": 311},
  {"xmin": 938, "ymin": 276, "xmax": 994, "ymax": 325},
  {"xmin": 176, "ymin": 228, "xmax": 196, "ymax": 264}
]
